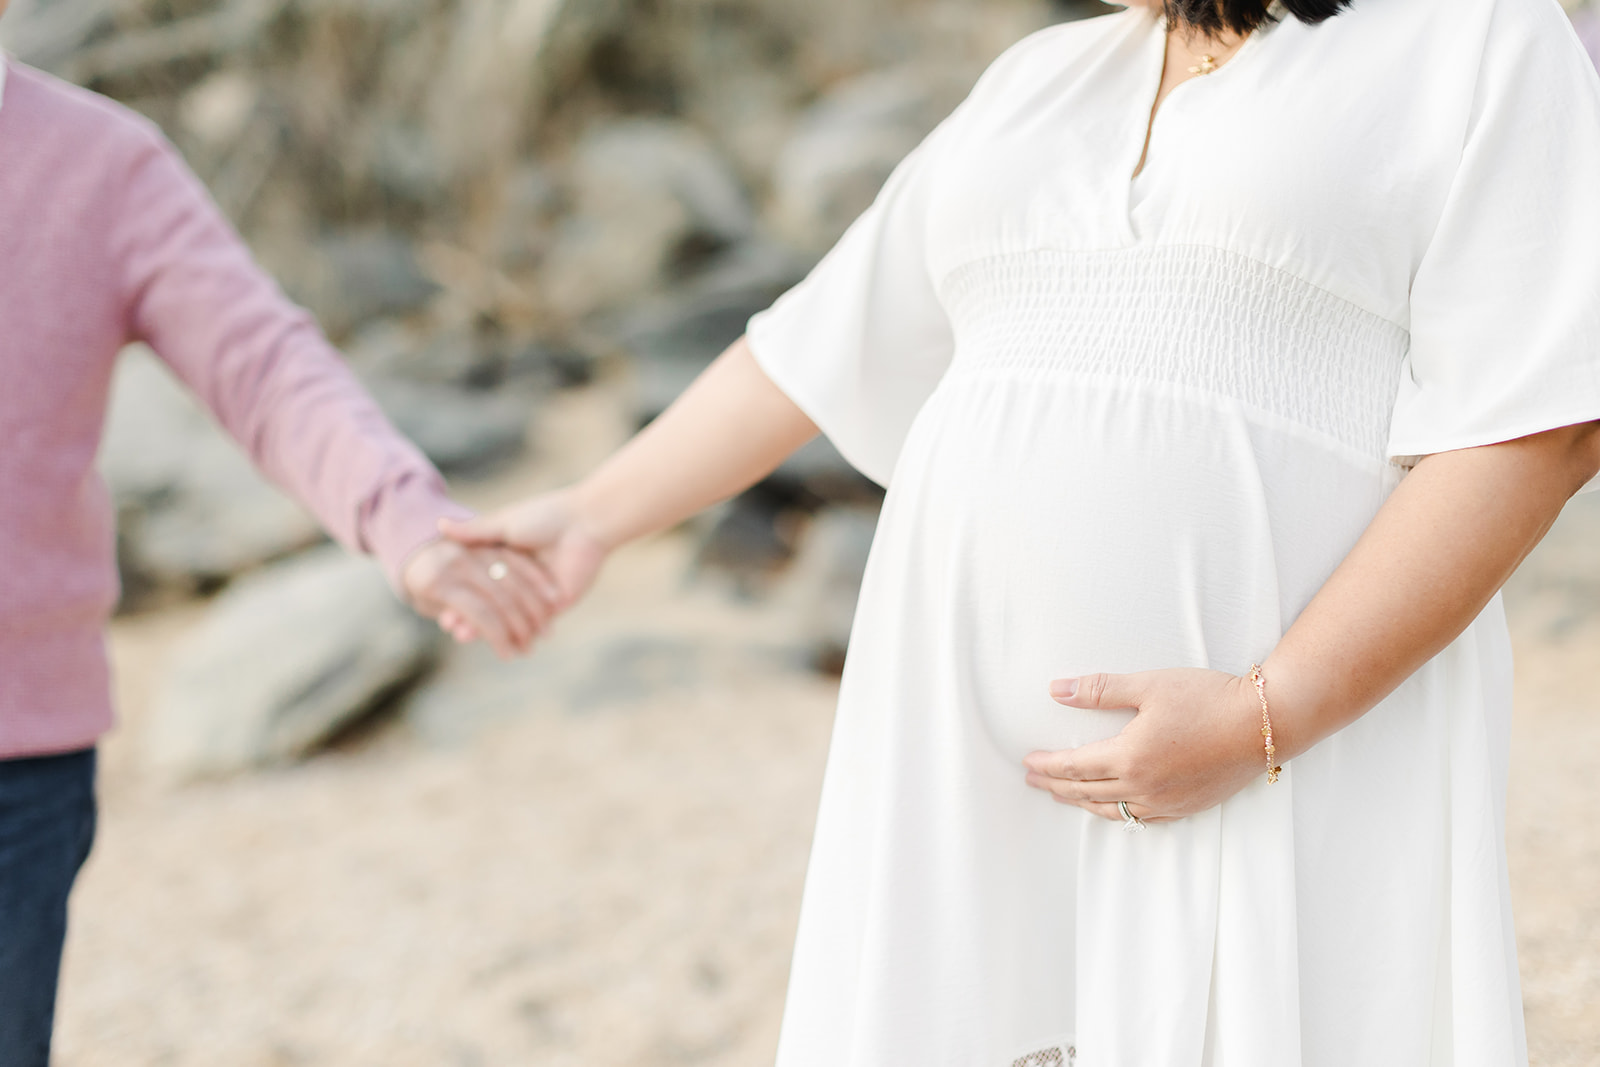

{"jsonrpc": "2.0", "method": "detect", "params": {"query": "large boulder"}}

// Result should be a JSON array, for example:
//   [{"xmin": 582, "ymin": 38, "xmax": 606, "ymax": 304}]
[
  {"xmin": 691, "ymin": 488, "xmax": 806, "ymax": 590},
  {"xmin": 603, "ymin": 237, "xmax": 808, "ymax": 422},
  {"xmin": 541, "ymin": 117, "xmax": 757, "ymax": 319},
  {"xmin": 345, "ymin": 309, "xmax": 590, "ymax": 392},
  {"xmin": 403, "ymin": 631, "xmax": 709, "ymax": 746},
  {"xmin": 768, "ymin": 65, "xmax": 969, "ymax": 253},
  {"xmin": 99, "ymin": 346, "xmax": 323, "ymax": 604},
  {"xmin": 146, "ymin": 546, "xmax": 443, "ymax": 779},
  {"xmin": 620, "ymin": 284, "xmax": 795, "ymax": 427},
  {"xmin": 294, "ymin": 230, "xmax": 442, "ymax": 341},
  {"xmin": 363, "ymin": 376, "xmax": 532, "ymax": 476},
  {"xmin": 769, "ymin": 436, "xmax": 883, "ymax": 508},
  {"xmin": 773, "ymin": 506, "xmax": 880, "ymax": 674},
  {"xmin": 0, "ymin": 0, "xmax": 120, "ymax": 71}
]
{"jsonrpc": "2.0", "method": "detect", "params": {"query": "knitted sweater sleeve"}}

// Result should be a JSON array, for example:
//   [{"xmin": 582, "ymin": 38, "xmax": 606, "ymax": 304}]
[{"xmin": 112, "ymin": 124, "xmax": 468, "ymax": 589}]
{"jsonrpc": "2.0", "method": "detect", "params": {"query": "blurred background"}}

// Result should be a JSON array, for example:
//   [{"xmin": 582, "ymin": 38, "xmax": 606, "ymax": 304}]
[{"xmin": 1, "ymin": 0, "xmax": 1597, "ymax": 1063}]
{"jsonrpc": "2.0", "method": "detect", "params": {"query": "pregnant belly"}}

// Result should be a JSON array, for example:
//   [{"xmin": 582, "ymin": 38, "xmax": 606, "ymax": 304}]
[{"xmin": 888, "ymin": 378, "xmax": 1286, "ymax": 763}]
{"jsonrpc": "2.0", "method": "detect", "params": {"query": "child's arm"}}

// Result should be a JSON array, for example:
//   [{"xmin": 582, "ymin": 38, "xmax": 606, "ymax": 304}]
[{"xmin": 111, "ymin": 125, "xmax": 550, "ymax": 653}]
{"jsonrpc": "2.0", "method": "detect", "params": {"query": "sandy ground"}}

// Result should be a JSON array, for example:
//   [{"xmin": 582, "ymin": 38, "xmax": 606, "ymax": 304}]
[
  {"xmin": 51, "ymin": 383, "xmax": 1600, "ymax": 1065},
  {"xmin": 1500, "ymin": 494, "xmax": 1600, "ymax": 1067}
]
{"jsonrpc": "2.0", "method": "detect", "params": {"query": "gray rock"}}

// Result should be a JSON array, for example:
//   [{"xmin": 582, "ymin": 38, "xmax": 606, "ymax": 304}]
[
  {"xmin": 541, "ymin": 118, "xmax": 756, "ymax": 319},
  {"xmin": 146, "ymin": 546, "xmax": 442, "ymax": 779},
  {"xmin": 681, "ymin": 65, "xmax": 807, "ymax": 191},
  {"xmin": 692, "ymin": 489, "xmax": 805, "ymax": 592},
  {"xmin": 364, "ymin": 377, "xmax": 530, "ymax": 476},
  {"xmin": 773, "ymin": 506, "xmax": 881, "ymax": 674},
  {"xmin": 492, "ymin": 162, "xmax": 563, "ymax": 270},
  {"xmin": 686, "ymin": 442, "xmax": 879, "ymax": 598},
  {"xmin": 623, "ymin": 287, "xmax": 784, "ymax": 426},
  {"xmin": 98, "ymin": 346, "xmax": 206, "ymax": 505},
  {"xmin": 617, "ymin": 247, "xmax": 809, "ymax": 428},
  {"xmin": 0, "ymin": 0, "xmax": 120, "ymax": 70},
  {"xmin": 344, "ymin": 318, "xmax": 498, "ymax": 387},
  {"xmin": 370, "ymin": 120, "xmax": 451, "ymax": 209},
  {"xmin": 99, "ymin": 347, "xmax": 323, "ymax": 603},
  {"xmin": 682, "ymin": 239, "xmax": 815, "ymax": 307},
  {"xmin": 505, "ymin": 338, "xmax": 596, "ymax": 390},
  {"xmin": 123, "ymin": 454, "xmax": 324, "ymax": 590},
  {"xmin": 409, "ymin": 322, "xmax": 512, "ymax": 389},
  {"xmin": 417, "ymin": 0, "xmax": 625, "ymax": 182},
  {"xmin": 404, "ymin": 626, "xmax": 798, "ymax": 746},
  {"xmin": 348, "ymin": 316, "xmax": 590, "ymax": 394},
  {"xmin": 408, "ymin": 632, "xmax": 708, "ymax": 745},
  {"xmin": 770, "ymin": 66, "xmax": 960, "ymax": 253},
  {"xmin": 298, "ymin": 230, "xmax": 441, "ymax": 340},
  {"xmin": 770, "ymin": 436, "xmax": 883, "ymax": 508},
  {"xmin": 575, "ymin": 119, "xmax": 756, "ymax": 245},
  {"xmin": 45, "ymin": 0, "xmax": 288, "ymax": 86},
  {"xmin": 401, "ymin": 641, "xmax": 572, "ymax": 746},
  {"xmin": 343, "ymin": 318, "xmax": 425, "ymax": 377},
  {"xmin": 403, "ymin": 632, "xmax": 705, "ymax": 745}
]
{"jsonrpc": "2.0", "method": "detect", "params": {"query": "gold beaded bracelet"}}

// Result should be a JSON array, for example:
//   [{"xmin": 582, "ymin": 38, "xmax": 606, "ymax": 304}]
[{"xmin": 1247, "ymin": 664, "xmax": 1283, "ymax": 784}]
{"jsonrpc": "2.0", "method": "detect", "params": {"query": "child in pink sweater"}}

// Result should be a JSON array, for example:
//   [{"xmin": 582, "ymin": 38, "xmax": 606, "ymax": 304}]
[{"xmin": 0, "ymin": 42, "xmax": 553, "ymax": 1066}]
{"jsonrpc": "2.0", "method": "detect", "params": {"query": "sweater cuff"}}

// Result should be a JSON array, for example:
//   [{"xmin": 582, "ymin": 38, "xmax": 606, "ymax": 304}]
[{"xmin": 361, "ymin": 471, "xmax": 474, "ymax": 596}]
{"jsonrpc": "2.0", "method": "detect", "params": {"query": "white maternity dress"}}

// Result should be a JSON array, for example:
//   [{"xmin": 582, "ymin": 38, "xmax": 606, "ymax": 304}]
[{"xmin": 744, "ymin": 1, "xmax": 1600, "ymax": 1064}]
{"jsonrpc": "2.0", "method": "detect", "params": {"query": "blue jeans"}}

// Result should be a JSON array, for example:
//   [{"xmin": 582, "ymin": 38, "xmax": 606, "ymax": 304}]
[{"xmin": 0, "ymin": 749, "xmax": 96, "ymax": 1067}]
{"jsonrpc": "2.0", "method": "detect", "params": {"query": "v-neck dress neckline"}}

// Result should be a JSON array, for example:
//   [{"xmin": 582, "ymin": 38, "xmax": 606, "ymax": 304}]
[{"xmin": 1126, "ymin": 10, "xmax": 1279, "ymax": 224}]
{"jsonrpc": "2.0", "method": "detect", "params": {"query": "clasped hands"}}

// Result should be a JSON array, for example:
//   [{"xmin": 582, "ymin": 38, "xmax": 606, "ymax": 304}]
[
  {"xmin": 406, "ymin": 492, "xmax": 1279, "ymax": 824},
  {"xmin": 399, "ymin": 489, "xmax": 610, "ymax": 659}
]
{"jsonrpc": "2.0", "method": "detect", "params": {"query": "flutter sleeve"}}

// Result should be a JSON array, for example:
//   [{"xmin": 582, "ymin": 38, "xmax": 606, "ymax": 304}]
[
  {"xmin": 745, "ymin": 113, "xmax": 960, "ymax": 488},
  {"xmin": 1388, "ymin": 0, "xmax": 1600, "ymax": 485}
]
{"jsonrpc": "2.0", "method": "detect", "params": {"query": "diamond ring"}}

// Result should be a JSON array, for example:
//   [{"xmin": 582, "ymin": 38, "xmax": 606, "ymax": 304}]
[
  {"xmin": 487, "ymin": 561, "xmax": 509, "ymax": 582},
  {"xmin": 1119, "ymin": 801, "xmax": 1147, "ymax": 833}
]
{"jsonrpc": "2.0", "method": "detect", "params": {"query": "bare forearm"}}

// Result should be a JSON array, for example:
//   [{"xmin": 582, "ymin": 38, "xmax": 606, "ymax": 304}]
[
  {"xmin": 573, "ymin": 337, "xmax": 819, "ymax": 548},
  {"xmin": 1266, "ymin": 423, "xmax": 1600, "ymax": 759}
]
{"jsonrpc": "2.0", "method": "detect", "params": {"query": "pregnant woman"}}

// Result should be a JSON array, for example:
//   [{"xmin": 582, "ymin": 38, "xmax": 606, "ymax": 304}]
[{"xmin": 444, "ymin": 0, "xmax": 1600, "ymax": 1062}]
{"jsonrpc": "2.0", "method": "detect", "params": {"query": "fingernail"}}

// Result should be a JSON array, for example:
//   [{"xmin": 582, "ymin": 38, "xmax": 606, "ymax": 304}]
[{"xmin": 1050, "ymin": 679, "xmax": 1077, "ymax": 699}]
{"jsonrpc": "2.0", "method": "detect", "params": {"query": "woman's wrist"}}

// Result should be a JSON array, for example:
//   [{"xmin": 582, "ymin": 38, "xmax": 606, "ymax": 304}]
[
  {"xmin": 568, "ymin": 477, "xmax": 633, "ymax": 553},
  {"xmin": 1222, "ymin": 671, "xmax": 1278, "ymax": 779},
  {"xmin": 1252, "ymin": 653, "xmax": 1348, "ymax": 764}
]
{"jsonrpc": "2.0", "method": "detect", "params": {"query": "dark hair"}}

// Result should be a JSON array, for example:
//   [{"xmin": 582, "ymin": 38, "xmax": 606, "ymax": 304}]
[{"xmin": 1163, "ymin": 0, "xmax": 1353, "ymax": 36}]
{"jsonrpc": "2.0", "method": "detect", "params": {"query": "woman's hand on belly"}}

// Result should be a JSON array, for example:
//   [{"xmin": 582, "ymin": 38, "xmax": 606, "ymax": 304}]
[{"xmin": 1022, "ymin": 669, "xmax": 1267, "ymax": 824}]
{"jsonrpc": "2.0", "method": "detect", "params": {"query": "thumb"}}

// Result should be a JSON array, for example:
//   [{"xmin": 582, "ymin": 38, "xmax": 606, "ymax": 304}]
[
  {"xmin": 1049, "ymin": 672, "xmax": 1145, "ymax": 711},
  {"xmin": 439, "ymin": 513, "xmax": 507, "ymax": 547}
]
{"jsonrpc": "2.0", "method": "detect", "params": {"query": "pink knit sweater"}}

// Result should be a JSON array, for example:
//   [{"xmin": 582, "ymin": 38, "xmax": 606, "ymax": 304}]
[{"xmin": 0, "ymin": 60, "xmax": 465, "ymax": 759}]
